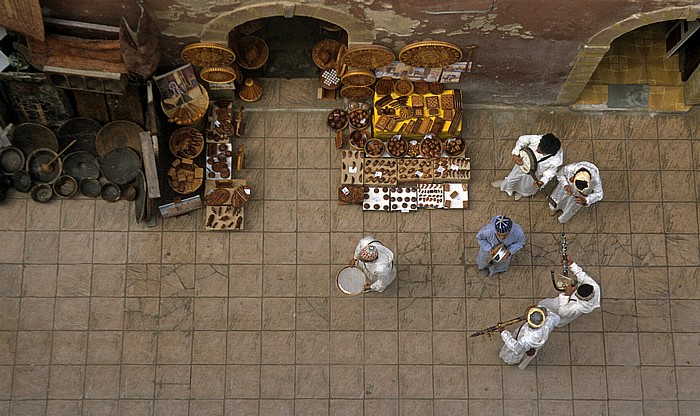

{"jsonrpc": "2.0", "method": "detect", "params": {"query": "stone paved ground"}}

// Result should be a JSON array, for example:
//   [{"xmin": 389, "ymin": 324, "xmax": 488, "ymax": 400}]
[{"xmin": 0, "ymin": 79, "xmax": 699, "ymax": 415}]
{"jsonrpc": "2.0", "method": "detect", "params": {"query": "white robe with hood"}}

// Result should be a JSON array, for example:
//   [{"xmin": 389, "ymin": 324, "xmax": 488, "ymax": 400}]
[
  {"xmin": 353, "ymin": 236, "xmax": 396, "ymax": 292},
  {"xmin": 549, "ymin": 161, "xmax": 603, "ymax": 223},
  {"xmin": 499, "ymin": 311, "xmax": 560, "ymax": 368},
  {"xmin": 499, "ymin": 134, "xmax": 564, "ymax": 198},
  {"xmin": 538, "ymin": 262, "xmax": 601, "ymax": 327}
]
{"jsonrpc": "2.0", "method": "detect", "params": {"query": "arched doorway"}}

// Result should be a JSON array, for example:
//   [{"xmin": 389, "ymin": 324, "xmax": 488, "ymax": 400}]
[
  {"xmin": 200, "ymin": 2, "xmax": 373, "ymax": 47},
  {"xmin": 228, "ymin": 16, "xmax": 348, "ymax": 78},
  {"xmin": 556, "ymin": 5, "xmax": 700, "ymax": 108}
]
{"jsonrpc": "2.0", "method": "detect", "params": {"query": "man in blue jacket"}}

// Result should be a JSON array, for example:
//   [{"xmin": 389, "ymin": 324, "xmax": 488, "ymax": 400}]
[{"xmin": 475, "ymin": 215, "xmax": 526, "ymax": 277}]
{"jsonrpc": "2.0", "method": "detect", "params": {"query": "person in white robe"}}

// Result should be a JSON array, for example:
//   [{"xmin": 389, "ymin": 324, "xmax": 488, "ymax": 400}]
[
  {"xmin": 492, "ymin": 133, "xmax": 564, "ymax": 200},
  {"xmin": 549, "ymin": 161, "xmax": 603, "ymax": 224},
  {"xmin": 538, "ymin": 257, "xmax": 601, "ymax": 327},
  {"xmin": 350, "ymin": 236, "xmax": 396, "ymax": 293},
  {"xmin": 476, "ymin": 215, "xmax": 526, "ymax": 277},
  {"xmin": 499, "ymin": 306, "xmax": 560, "ymax": 369}
]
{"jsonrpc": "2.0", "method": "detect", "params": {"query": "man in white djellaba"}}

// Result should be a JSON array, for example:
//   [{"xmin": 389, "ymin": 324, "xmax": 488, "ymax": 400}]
[
  {"xmin": 492, "ymin": 133, "xmax": 564, "ymax": 200},
  {"xmin": 349, "ymin": 236, "xmax": 396, "ymax": 292},
  {"xmin": 538, "ymin": 255, "xmax": 601, "ymax": 327},
  {"xmin": 499, "ymin": 306, "xmax": 560, "ymax": 369},
  {"xmin": 549, "ymin": 161, "xmax": 603, "ymax": 224}
]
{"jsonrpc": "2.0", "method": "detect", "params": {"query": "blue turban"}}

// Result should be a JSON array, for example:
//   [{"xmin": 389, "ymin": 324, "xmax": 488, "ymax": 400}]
[{"xmin": 494, "ymin": 216, "xmax": 513, "ymax": 233}]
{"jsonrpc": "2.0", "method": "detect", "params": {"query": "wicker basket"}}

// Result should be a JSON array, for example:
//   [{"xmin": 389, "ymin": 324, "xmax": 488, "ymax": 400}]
[
  {"xmin": 313, "ymin": 39, "xmax": 341, "ymax": 70},
  {"xmin": 237, "ymin": 36, "xmax": 269, "ymax": 70}
]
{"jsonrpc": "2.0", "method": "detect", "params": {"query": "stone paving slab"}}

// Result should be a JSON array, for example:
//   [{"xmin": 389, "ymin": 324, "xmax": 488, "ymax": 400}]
[{"xmin": 0, "ymin": 79, "xmax": 699, "ymax": 415}]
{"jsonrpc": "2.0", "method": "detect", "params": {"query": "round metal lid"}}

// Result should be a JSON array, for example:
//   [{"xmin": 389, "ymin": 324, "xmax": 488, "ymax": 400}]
[
  {"xmin": 100, "ymin": 147, "xmax": 141, "ymax": 186},
  {"xmin": 63, "ymin": 151, "xmax": 100, "ymax": 181},
  {"xmin": 27, "ymin": 148, "xmax": 63, "ymax": 184},
  {"xmin": 0, "ymin": 147, "xmax": 25, "ymax": 174},
  {"xmin": 95, "ymin": 121, "xmax": 144, "ymax": 157},
  {"xmin": 11, "ymin": 123, "xmax": 59, "ymax": 155},
  {"xmin": 57, "ymin": 117, "xmax": 102, "ymax": 156}
]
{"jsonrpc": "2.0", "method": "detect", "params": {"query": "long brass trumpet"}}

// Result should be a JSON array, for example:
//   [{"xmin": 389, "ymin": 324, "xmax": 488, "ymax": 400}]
[{"xmin": 470, "ymin": 315, "xmax": 526, "ymax": 338}]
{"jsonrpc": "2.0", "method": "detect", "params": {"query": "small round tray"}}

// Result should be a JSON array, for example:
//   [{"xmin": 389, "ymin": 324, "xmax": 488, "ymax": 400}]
[
  {"xmin": 169, "ymin": 127, "xmax": 204, "ymax": 158},
  {"xmin": 394, "ymin": 78, "xmax": 414, "ymax": 96}
]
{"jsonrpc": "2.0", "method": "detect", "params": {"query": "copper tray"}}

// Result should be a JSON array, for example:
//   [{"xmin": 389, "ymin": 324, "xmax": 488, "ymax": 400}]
[
  {"xmin": 341, "ymin": 44, "xmax": 395, "ymax": 69},
  {"xmin": 399, "ymin": 41, "xmax": 462, "ymax": 68},
  {"xmin": 95, "ymin": 120, "xmax": 144, "ymax": 157},
  {"xmin": 181, "ymin": 42, "xmax": 236, "ymax": 67}
]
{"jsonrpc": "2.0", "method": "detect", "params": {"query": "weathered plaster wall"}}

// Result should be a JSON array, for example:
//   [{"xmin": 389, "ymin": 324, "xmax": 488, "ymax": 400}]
[{"xmin": 38, "ymin": 0, "xmax": 700, "ymax": 105}]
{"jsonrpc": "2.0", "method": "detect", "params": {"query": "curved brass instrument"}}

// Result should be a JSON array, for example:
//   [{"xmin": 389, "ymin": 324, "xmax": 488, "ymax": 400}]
[
  {"xmin": 551, "ymin": 233, "xmax": 577, "ymax": 291},
  {"xmin": 470, "ymin": 315, "xmax": 526, "ymax": 338}
]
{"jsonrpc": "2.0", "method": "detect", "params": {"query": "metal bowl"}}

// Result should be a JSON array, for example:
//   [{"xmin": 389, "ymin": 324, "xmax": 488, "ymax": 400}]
[
  {"xmin": 100, "ymin": 182, "xmax": 121, "ymax": 202},
  {"xmin": 79, "ymin": 178, "xmax": 101, "ymax": 198},
  {"xmin": 12, "ymin": 170, "xmax": 32, "ymax": 192},
  {"xmin": 31, "ymin": 183, "xmax": 53, "ymax": 203},
  {"xmin": 53, "ymin": 175, "xmax": 78, "ymax": 198}
]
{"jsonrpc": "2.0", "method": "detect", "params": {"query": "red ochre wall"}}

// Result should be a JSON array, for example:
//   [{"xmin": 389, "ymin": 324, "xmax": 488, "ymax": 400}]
[{"xmin": 37, "ymin": 0, "xmax": 699, "ymax": 105}]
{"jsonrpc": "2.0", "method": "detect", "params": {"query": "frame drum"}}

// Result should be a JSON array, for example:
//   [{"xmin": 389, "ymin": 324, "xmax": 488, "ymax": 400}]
[
  {"xmin": 518, "ymin": 147, "xmax": 537, "ymax": 174},
  {"xmin": 337, "ymin": 266, "xmax": 368, "ymax": 295}
]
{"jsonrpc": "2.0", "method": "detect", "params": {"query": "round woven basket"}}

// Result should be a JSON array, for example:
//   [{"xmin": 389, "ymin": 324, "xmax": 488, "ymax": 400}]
[
  {"xmin": 312, "ymin": 39, "xmax": 341, "ymax": 70},
  {"xmin": 237, "ymin": 36, "xmax": 269, "ymax": 70}
]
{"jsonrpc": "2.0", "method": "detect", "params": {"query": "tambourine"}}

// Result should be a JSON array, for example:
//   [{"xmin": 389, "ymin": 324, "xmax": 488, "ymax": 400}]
[
  {"xmin": 518, "ymin": 147, "xmax": 537, "ymax": 174},
  {"xmin": 487, "ymin": 242, "xmax": 508, "ymax": 264},
  {"xmin": 336, "ymin": 266, "xmax": 369, "ymax": 295}
]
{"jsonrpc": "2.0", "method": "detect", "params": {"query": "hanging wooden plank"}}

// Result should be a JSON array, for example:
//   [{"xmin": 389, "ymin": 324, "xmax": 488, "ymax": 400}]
[
  {"xmin": 106, "ymin": 85, "xmax": 144, "ymax": 125},
  {"xmin": 139, "ymin": 131, "xmax": 161, "ymax": 198},
  {"xmin": 71, "ymin": 90, "xmax": 109, "ymax": 124}
]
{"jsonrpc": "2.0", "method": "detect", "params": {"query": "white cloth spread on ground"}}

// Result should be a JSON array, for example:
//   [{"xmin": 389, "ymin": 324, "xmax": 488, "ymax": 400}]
[
  {"xmin": 499, "ymin": 134, "xmax": 564, "ymax": 198},
  {"xmin": 353, "ymin": 236, "xmax": 396, "ymax": 292},
  {"xmin": 476, "ymin": 216, "xmax": 526, "ymax": 276},
  {"xmin": 549, "ymin": 161, "xmax": 603, "ymax": 223},
  {"xmin": 499, "ymin": 312, "xmax": 560, "ymax": 367},
  {"xmin": 538, "ymin": 262, "xmax": 601, "ymax": 327}
]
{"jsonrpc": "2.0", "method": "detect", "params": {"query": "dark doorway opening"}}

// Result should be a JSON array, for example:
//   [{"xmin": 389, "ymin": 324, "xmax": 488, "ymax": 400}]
[{"xmin": 229, "ymin": 16, "xmax": 347, "ymax": 79}]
